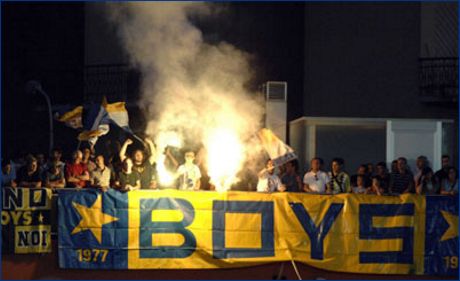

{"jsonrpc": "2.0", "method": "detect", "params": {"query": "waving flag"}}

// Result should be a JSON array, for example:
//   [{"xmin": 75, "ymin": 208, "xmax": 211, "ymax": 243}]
[
  {"xmin": 78, "ymin": 103, "xmax": 110, "ymax": 146},
  {"xmin": 257, "ymin": 128, "xmax": 297, "ymax": 167},
  {"xmin": 102, "ymin": 96, "xmax": 132, "ymax": 133},
  {"xmin": 55, "ymin": 105, "xmax": 83, "ymax": 129}
]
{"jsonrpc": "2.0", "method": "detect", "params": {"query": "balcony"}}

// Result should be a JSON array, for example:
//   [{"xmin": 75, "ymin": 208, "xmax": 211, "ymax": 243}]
[
  {"xmin": 84, "ymin": 64, "xmax": 140, "ymax": 104},
  {"xmin": 419, "ymin": 57, "xmax": 458, "ymax": 104}
]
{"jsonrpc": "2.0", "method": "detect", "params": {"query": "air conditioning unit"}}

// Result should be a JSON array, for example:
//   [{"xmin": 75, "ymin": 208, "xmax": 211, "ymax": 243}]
[{"xmin": 263, "ymin": 81, "xmax": 287, "ymax": 142}]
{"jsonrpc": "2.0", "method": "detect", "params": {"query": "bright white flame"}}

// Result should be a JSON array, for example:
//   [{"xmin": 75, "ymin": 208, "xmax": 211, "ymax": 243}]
[
  {"xmin": 205, "ymin": 127, "xmax": 245, "ymax": 192},
  {"xmin": 156, "ymin": 153, "xmax": 176, "ymax": 186},
  {"xmin": 154, "ymin": 131, "xmax": 182, "ymax": 186}
]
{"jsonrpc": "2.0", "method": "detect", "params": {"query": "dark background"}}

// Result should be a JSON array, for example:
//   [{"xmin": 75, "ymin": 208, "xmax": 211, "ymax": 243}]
[{"xmin": 2, "ymin": 2, "xmax": 457, "ymax": 164}]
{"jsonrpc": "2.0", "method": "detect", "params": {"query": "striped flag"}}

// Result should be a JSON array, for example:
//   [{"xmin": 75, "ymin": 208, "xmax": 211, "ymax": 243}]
[
  {"xmin": 78, "ymin": 103, "xmax": 111, "ymax": 146},
  {"xmin": 257, "ymin": 128, "xmax": 297, "ymax": 167},
  {"xmin": 102, "ymin": 96, "xmax": 132, "ymax": 134}
]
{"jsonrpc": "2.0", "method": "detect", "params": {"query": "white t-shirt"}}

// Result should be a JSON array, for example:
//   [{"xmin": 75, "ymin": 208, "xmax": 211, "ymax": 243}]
[
  {"xmin": 303, "ymin": 170, "xmax": 330, "ymax": 194},
  {"xmin": 177, "ymin": 164, "xmax": 201, "ymax": 190},
  {"xmin": 257, "ymin": 171, "xmax": 282, "ymax": 192}
]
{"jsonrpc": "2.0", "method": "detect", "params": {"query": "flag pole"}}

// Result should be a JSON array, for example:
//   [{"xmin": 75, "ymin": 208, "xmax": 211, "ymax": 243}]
[{"xmin": 132, "ymin": 134, "xmax": 147, "ymax": 147}]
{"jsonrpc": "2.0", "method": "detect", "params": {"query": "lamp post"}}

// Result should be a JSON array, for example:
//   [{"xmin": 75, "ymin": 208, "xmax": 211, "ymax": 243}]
[{"xmin": 26, "ymin": 80, "xmax": 53, "ymax": 156}]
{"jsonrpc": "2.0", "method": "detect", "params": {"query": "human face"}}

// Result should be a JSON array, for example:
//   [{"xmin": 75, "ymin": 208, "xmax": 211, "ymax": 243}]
[
  {"xmin": 2, "ymin": 164, "xmax": 11, "ymax": 174},
  {"xmin": 73, "ymin": 151, "xmax": 83, "ymax": 164},
  {"xmin": 376, "ymin": 165, "xmax": 385, "ymax": 176},
  {"xmin": 185, "ymin": 152, "xmax": 195, "ymax": 164},
  {"xmin": 332, "ymin": 161, "xmax": 341, "ymax": 174},
  {"xmin": 397, "ymin": 159, "xmax": 407, "ymax": 173},
  {"xmin": 448, "ymin": 168, "xmax": 457, "ymax": 182},
  {"xmin": 416, "ymin": 158, "xmax": 425, "ymax": 169},
  {"xmin": 28, "ymin": 160, "xmax": 38, "ymax": 172},
  {"xmin": 391, "ymin": 161, "xmax": 398, "ymax": 172},
  {"xmin": 36, "ymin": 154, "xmax": 45, "ymax": 164},
  {"xmin": 442, "ymin": 157, "xmax": 450, "ymax": 169},
  {"xmin": 357, "ymin": 166, "xmax": 367, "ymax": 175},
  {"xmin": 367, "ymin": 164, "xmax": 374, "ymax": 173},
  {"xmin": 96, "ymin": 156, "xmax": 105, "ymax": 169},
  {"xmin": 134, "ymin": 150, "xmax": 144, "ymax": 164},
  {"xmin": 357, "ymin": 176, "xmax": 364, "ymax": 187},
  {"xmin": 83, "ymin": 149, "xmax": 91, "ymax": 160},
  {"xmin": 311, "ymin": 159, "xmax": 320, "ymax": 172},
  {"xmin": 52, "ymin": 150, "xmax": 61, "ymax": 161},
  {"xmin": 285, "ymin": 162, "xmax": 294, "ymax": 174}
]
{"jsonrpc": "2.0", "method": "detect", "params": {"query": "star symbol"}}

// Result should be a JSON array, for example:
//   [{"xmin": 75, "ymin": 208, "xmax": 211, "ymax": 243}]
[
  {"xmin": 440, "ymin": 210, "xmax": 458, "ymax": 242},
  {"xmin": 38, "ymin": 212, "xmax": 44, "ymax": 223},
  {"xmin": 71, "ymin": 195, "xmax": 119, "ymax": 244}
]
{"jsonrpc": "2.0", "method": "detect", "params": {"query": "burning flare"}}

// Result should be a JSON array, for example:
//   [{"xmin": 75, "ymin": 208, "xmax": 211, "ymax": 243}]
[{"xmin": 205, "ymin": 127, "xmax": 245, "ymax": 192}]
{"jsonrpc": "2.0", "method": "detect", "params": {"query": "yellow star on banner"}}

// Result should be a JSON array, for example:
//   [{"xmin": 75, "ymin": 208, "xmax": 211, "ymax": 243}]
[
  {"xmin": 71, "ymin": 195, "xmax": 119, "ymax": 244},
  {"xmin": 440, "ymin": 210, "xmax": 458, "ymax": 242},
  {"xmin": 38, "ymin": 212, "xmax": 44, "ymax": 223}
]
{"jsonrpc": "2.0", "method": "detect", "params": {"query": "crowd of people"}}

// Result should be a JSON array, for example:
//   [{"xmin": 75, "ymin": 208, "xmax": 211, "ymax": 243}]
[
  {"xmin": 257, "ymin": 155, "xmax": 458, "ymax": 196},
  {"xmin": 1, "ymin": 138, "xmax": 458, "ymax": 196},
  {"xmin": 1, "ymin": 137, "xmax": 202, "ymax": 192}
]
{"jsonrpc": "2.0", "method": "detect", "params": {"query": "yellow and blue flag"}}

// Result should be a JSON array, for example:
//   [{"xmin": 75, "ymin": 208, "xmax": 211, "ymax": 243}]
[
  {"xmin": 2, "ymin": 188, "xmax": 53, "ymax": 254},
  {"xmin": 55, "ymin": 105, "xmax": 83, "ymax": 129},
  {"xmin": 57, "ymin": 189, "xmax": 458, "ymax": 275},
  {"xmin": 257, "ymin": 128, "xmax": 297, "ymax": 166},
  {"xmin": 78, "ymin": 103, "xmax": 111, "ymax": 146},
  {"xmin": 102, "ymin": 96, "xmax": 133, "ymax": 134}
]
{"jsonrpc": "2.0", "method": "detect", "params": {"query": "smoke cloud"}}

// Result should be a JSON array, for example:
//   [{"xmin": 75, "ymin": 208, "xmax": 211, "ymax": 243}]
[{"xmin": 106, "ymin": 2, "xmax": 264, "ymax": 190}]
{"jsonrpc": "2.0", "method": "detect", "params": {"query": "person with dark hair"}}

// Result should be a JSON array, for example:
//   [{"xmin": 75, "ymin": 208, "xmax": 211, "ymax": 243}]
[
  {"xmin": 328, "ymin": 158, "xmax": 350, "ymax": 194},
  {"xmin": 1, "ymin": 159, "xmax": 17, "ymax": 188},
  {"xmin": 414, "ymin": 155, "xmax": 429, "ymax": 185},
  {"xmin": 16, "ymin": 155, "xmax": 42, "ymax": 188},
  {"xmin": 82, "ymin": 147, "xmax": 96, "ymax": 172},
  {"xmin": 351, "ymin": 164, "xmax": 371, "ymax": 188},
  {"xmin": 44, "ymin": 148, "xmax": 65, "ymax": 172},
  {"xmin": 416, "ymin": 167, "xmax": 438, "ymax": 195},
  {"xmin": 35, "ymin": 153, "xmax": 47, "ymax": 179},
  {"xmin": 44, "ymin": 161, "xmax": 66, "ymax": 189},
  {"xmin": 351, "ymin": 175, "xmax": 367, "ymax": 194},
  {"xmin": 366, "ymin": 163, "xmax": 375, "ymax": 177},
  {"xmin": 120, "ymin": 138, "xmax": 157, "ymax": 189},
  {"xmin": 65, "ymin": 150, "xmax": 90, "ymax": 188},
  {"xmin": 367, "ymin": 176, "xmax": 383, "ymax": 196},
  {"xmin": 115, "ymin": 158, "xmax": 140, "ymax": 192},
  {"xmin": 375, "ymin": 162, "xmax": 390, "ymax": 193},
  {"xmin": 440, "ymin": 167, "xmax": 458, "ymax": 195},
  {"xmin": 390, "ymin": 160, "xmax": 398, "ymax": 174},
  {"xmin": 257, "ymin": 159, "xmax": 284, "ymax": 192},
  {"xmin": 281, "ymin": 160, "xmax": 302, "ymax": 192},
  {"xmin": 303, "ymin": 157, "xmax": 330, "ymax": 194},
  {"xmin": 435, "ymin": 155, "xmax": 451, "ymax": 183},
  {"xmin": 389, "ymin": 157, "xmax": 414, "ymax": 194}
]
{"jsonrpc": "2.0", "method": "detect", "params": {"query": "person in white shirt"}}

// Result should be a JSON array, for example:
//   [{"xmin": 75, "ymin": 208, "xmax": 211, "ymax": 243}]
[
  {"xmin": 257, "ymin": 159, "xmax": 285, "ymax": 192},
  {"xmin": 176, "ymin": 151, "xmax": 201, "ymax": 190},
  {"xmin": 303, "ymin": 157, "xmax": 330, "ymax": 194},
  {"xmin": 90, "ymin": 155, "xmax": 111, "ymax": 192}
]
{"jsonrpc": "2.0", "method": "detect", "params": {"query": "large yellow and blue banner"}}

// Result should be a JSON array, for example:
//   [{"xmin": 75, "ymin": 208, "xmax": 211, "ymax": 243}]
[
  {"xmin": 1, "ymin": 187, "xmax": 53, "ymax": 254},
  {"xmin": 57, "ymin": 189, "xmax": 458, "ymax": 276}
]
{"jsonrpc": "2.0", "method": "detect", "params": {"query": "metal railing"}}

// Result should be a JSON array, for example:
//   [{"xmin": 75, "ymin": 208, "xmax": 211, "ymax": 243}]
[
  {"xmin": 84, "ymin": 64, "xmax": 141, "ymax": 103},
  {"xmin": 419, "ymin": 57, "xmax": 458, "ymax": 103}
]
